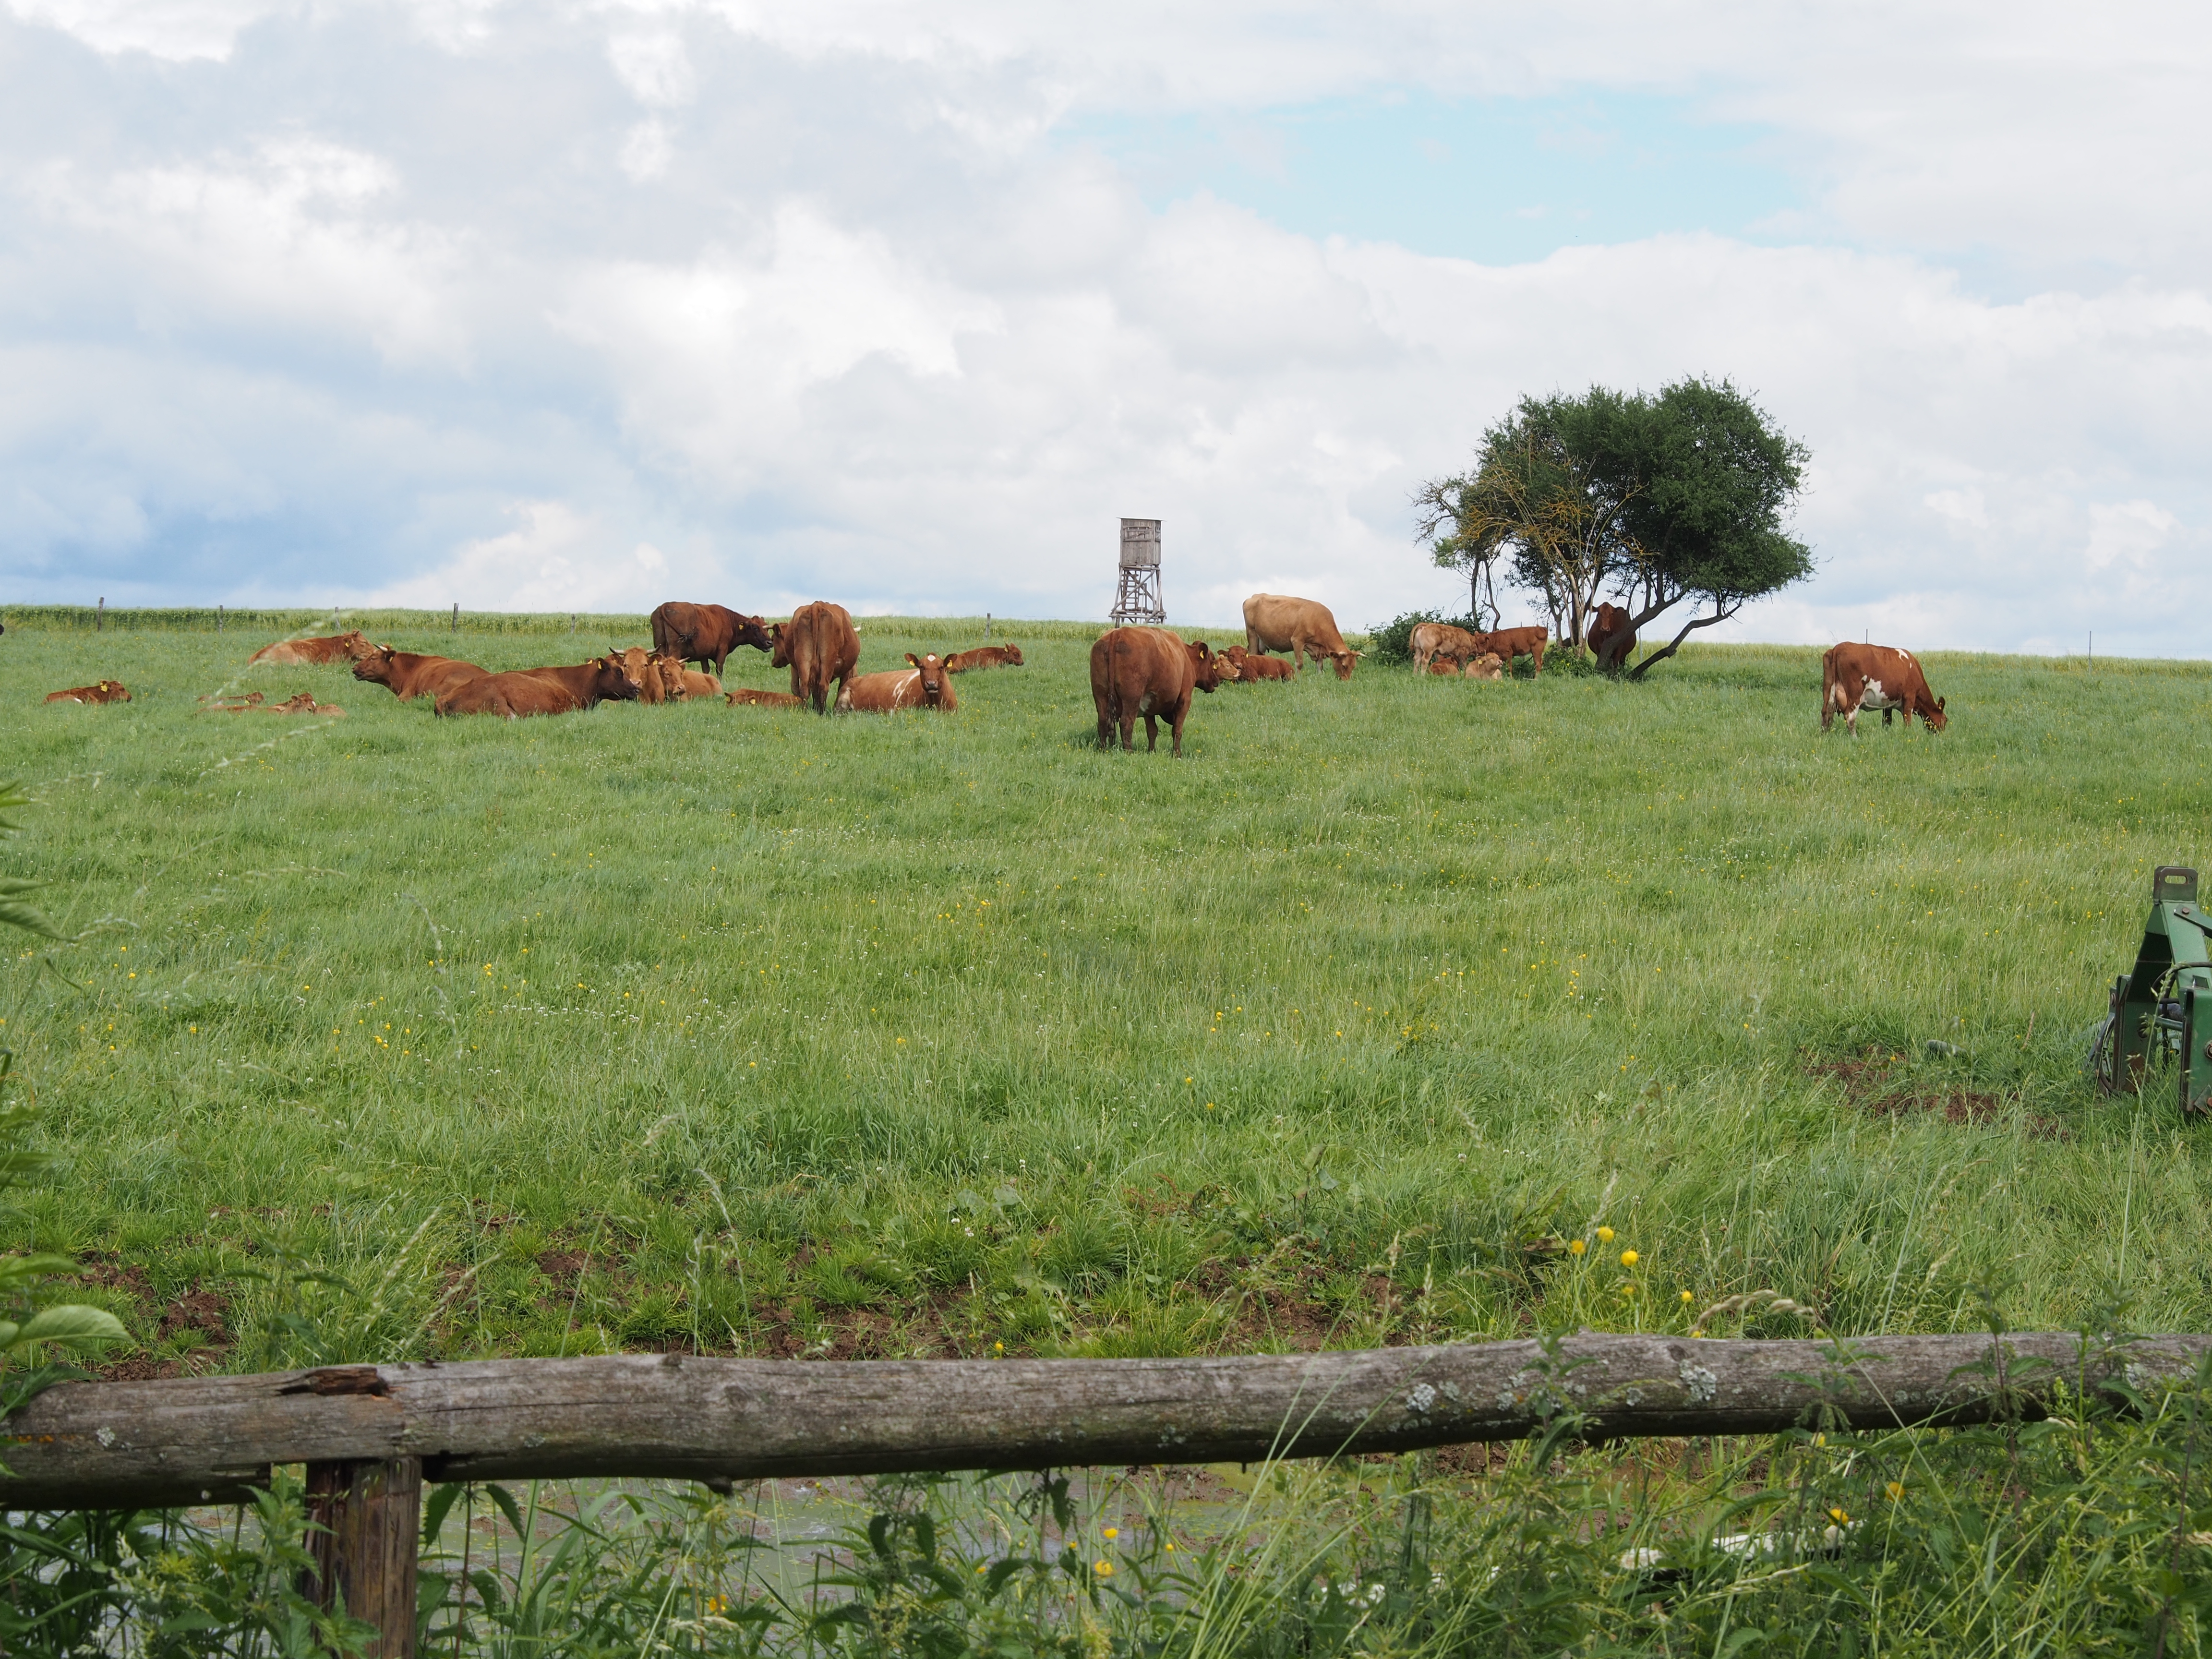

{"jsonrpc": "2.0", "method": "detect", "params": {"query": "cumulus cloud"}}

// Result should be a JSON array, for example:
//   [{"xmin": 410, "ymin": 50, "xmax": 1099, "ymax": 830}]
[{"xmin": 1, "ymin": 0, "xmax": 2209, "ymax": 654}]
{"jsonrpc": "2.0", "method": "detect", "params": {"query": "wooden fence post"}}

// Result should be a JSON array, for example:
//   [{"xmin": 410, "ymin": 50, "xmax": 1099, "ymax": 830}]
[
  {"xmin": 96, "ymin": 597, "xmax": 104, "ymax": 632},
  {"xmin": 303, "ymin": 1457, "xmax": 421, "ymax": 1659}
]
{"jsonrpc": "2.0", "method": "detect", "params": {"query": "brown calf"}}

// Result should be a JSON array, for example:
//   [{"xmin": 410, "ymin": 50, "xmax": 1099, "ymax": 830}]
[
  {"xmin": 725, "ymin": 688, "xmax": 805, "ymax": 709},
  {"xmin": 1479, "ymin": 626, "xmax": 1548, "ymax": 673},
  {"xmin": 945, "ymin": 645, "xmax": 1024, "ymax": 672},
  {"xmin": 248, "ymin": 630, "xmax": 376, "ymax": 667},
  {"xmin": 1410, "ymin": 621, "xmax": 1481, "ymax": 673},
  {"xmin": 44, "ymin": 680, "xmax": 130, "ymax": 704}
]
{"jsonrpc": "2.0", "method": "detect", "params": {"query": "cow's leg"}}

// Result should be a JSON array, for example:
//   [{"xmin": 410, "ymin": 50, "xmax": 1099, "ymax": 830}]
[
  {"xmin": 1883, "ymin": 706, "xmax": 1894, "ymax": 727},
  {"xmin": 1169, "ymin": 697, "xmax": 1189, "ymax": 756},
  {"xmin": 1530, "ymin": 642, "xmax": 1545, "ymax": 673},
  {"xmin": 1142, "ymin": 713, "xmax": 1159, "ymax": 751},
  {"xmin": 1119, "ymin": 712, "xmax": 1137, "ymax": 750},
  {"xmin": 1821, "ymin": 687, "xmax": 1833, "ymax": 731},
  {"xmin": 1096, "ymin": 707, "xmax": 1114, "ymax": 749}
]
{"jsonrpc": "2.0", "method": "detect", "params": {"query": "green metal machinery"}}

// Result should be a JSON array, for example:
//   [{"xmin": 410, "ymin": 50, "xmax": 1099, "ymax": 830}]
[{"xmin": 2091, "ymin": 865, "xmax": 2212, "ymax": 1116}]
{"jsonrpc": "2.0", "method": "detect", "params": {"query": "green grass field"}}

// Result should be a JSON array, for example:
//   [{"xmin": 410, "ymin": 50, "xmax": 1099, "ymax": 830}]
[{"xmin": 5, "ymin": 613, "xmax": 2211, "ymax": 1375}]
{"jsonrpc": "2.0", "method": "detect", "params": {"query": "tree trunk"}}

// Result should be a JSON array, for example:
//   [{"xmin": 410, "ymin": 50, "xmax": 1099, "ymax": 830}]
[{"xmin": 1629, "ymin": 600, "xmax": 1739, "ymax": 679}]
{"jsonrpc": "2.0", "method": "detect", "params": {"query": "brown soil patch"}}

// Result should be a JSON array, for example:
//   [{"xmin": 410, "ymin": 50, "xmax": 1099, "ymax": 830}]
[{"xmin": 1805, "ymin": 1047, "xmax": 2067, "ymax": 1139}]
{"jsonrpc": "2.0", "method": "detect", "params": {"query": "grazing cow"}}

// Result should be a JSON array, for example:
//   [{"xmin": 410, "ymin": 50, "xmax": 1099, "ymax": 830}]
[
  {"xmin": 770, "ymin": 602, "xmax": 862, "ymax": 714},
  {"xmin": 248, "ymin": 631, "xmax": 376, "ymax": 667},
  {"xmin": 1588, "ymin": 604, "xmax": 1637, "ymax": 671},
  {"xmin": 649, "ymin": 602, "xmax": 775, "ymax": 676},
  {"xmin": 1479, "ymin": 625, "xmax": 1548, "ymax": 673},
  {"xmin": 1822, "ymin": 643, "xmax": 1947, "ymax": 733},
  {"xmin": 836, "ymin": 652, "xmax": 959, "ymax": 714},
  {"xmin": 354, "ymin": 648, "xmax": 489, "ymax": 702},
  {"xmin": 726, "ymin": 687, "xmax": 805, "ymax": 709},
  {"xmin": 1242, "ymin": 593, "xmax": 1359, "ymax": 679},
  {"xmin": 434, "ymin": 657, "xmax": 639, "ymax": 720},
  {"xmin": 945, "ymin": 645, "xmax": 1024, "ymax": 673},
  {"xmin": 1410, "ymin": 622, "xmax": 1482, "ymax": 673},
  {"xmin": 44, "ymin": 680, "xmax": 130, "ymax": 704},
  {"xmin": 1090, "ymin": 628, "xmax": 1224, "ymax": 755}
]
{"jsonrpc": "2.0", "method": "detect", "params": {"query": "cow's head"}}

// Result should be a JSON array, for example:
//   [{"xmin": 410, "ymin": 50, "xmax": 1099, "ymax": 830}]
[
  {"xmin": 1329, "ymin": 649, "xmax": 1358, "ymax": 680},
  {"xmin": 905, "ymin": 652, "xmax": 953, "ymax": 706},
  {"xmin": 735, "ymin": 613, "xmax": 775, "ymax": 654},
  {"xmin": 651, "ymin": 654, "xmax": 688, "ymax": 700},
  {"xmin": 590, "ymin": 656, "xmax": 641, "ymax": 701},
  {"xmin": 1925, "ymin": 695, "xmax": 1948, "ymax": 733},
  {"xmin": 1190, "ymin": 640, "xmax": 1226, "ymax": 693},
  {"xmin": 1003, "ymin": 644, "xmax": 1025, "ymax": 666},
  {"xmin": 769, "ymin": 623, "xmax": 792, "ymax": 668},
  {"xmin": 337, "ymin": 630, "xmax": 377, "ymax": 661},
  {"xmin": 353, "ymin": 645, "xmax": 397, "ymax": 684},
  {"xmin": 609, "ymin": 647, "xmax": 664, "ymax": 704}
]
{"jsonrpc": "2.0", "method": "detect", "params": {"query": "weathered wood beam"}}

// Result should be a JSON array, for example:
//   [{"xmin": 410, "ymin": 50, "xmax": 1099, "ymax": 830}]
[
  {"xmin": 302, "ymin": 1457, "xmax": 421, "ymax": 1659},
  {"xmin": 5, "ymin": 1331, "xmax": 2205, "ymax": 1511}
]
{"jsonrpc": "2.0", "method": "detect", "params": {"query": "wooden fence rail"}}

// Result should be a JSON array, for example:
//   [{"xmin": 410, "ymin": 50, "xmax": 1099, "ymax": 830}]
[{"xmin": 7, "ymin": 1331, "xmax": 2207, "ymax": 1657}]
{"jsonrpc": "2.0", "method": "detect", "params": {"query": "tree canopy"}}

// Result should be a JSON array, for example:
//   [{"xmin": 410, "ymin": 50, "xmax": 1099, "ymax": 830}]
[{"xmin": 1412, "ymin": 379, "xmax": 1812, "ymax": 674}]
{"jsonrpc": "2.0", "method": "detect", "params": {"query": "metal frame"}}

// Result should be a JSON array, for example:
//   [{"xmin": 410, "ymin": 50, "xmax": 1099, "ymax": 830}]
[
  {"xmin": 1112, "ymin": 518, "xmax": 1165, "ymax": 626},
  {"xmin": 2092, "ymin": 865, "xmax": 2212, "ymax": 1117}
]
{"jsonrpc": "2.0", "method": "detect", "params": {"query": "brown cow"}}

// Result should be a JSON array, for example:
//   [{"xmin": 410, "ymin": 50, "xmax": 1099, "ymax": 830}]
[
  {"xmin": 836, "ymin": 653, "xmax": 959, "ymax": 713},
  {"xmin": 1230, "ymin": 646, "xmax": 1294, "ymax": 682},
  {"xmin": 44, "ymin": 680, "xmax": 130, "ymax": 704},
  {"xmin": 1822, "ymin": 643, "xmax": 1947, "ymax": 733},
  {"xmin": 1426, "ymin": 657, "xmax": 1460, "ymax": 675},
  {"xmin": 1479, "ymin": 625, "xmax": 1548, "ymax": 673},
  {"xmin": 649, "ymin": 602, "xmax": 775, "ymax": 675},
  {"xmin": 725, "ymin": 687, "xmax": 805, "ymax": 709},
  {"xmin": 1464, "ymin": 653, "xmax": 1505, "ymax": 680},
  {"xmin": 1090, "ymin": 628, "xmax": 1224, "ymax": 755},
  {"xmin": 769, "ymin": 602, "xmax": 861, "ymax": 714},
  {"xmin": 1588, "ymin": 604, "xmax": 1636, "ymax": 671},
  {"xmin": 248, "ymin": 630, "xmax": 376, "ymax": 666},
  {"xmin": 944, "ymin": 645, "xmax": 1024, "ymax": 673},
  {"xmin": 1242, "ymin": 593, "xmax": 1359, "ymax": 678},
  {"xmin": 434, "ymin": 657, "xmax": 639, "ymax": 720},
  {"xmin": 1410, "ymin": 621, "xmax": 1481, "ymax": 673},
  {"xmin": 354, "ymin": 647, "xmax": 489, "ymax": 702}
]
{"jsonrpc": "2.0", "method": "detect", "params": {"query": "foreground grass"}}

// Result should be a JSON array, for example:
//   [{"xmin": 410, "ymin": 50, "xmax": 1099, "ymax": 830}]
[{"xmin": 2, "ymin": 618, "xmax": 2210, "ymax": 1370}]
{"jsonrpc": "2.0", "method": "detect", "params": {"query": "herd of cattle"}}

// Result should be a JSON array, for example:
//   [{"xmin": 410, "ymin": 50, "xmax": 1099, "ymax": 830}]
[{"xmin": 34, "ymin": 592, "xmax": 1949, "ymax": 739}]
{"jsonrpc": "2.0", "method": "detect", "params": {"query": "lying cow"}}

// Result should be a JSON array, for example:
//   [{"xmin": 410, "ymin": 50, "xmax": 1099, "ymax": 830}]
[
  {"xmin": 613, "ymin": 648, "xmax": 722, "ymax": 704},
  {"xmin": 836, "ymin": 653, "xmax": 958, "ymax": 713},
  {"xmin": 1090, "ymin": 627, "xmax": 1224, "ymax": 755},
  {"xmin": 1479, "ymin": 625, "xmax": 1548, "ymax": 673},
  {"xmin": 1588, "ymin": 604, "xmax": 1636, "ymax": 671},
  {"xmin": 248, "ymin": 630, "xmax": 376, "ymax": 667},
  {"xmin": 204, "ymin": 691, "xmax": 344, "ymax": 716},
  {"xmin": 1225, "ymin": 646, "xmax": 1293, "ymax": 682},
  {"xmin": 1822, "ymin": 643, "xmax": 1947, "ymax": 733},
  {"xmin": 434, "ymin": 657, "xmax": 639, "ymax": 720},
  {"xmin": 725, "ymin": 687, "xmax": 805, "ymax": 709},
  {"xmin": 1464, "ymin": 653, "xmax": 1505, "ymax": 680},
  {"xmin": 945, "ymin": 645, "xmax": 1024, "ymax": 672},
  {"xmin": 1410, "ymin": 621, "xmax": 1482, "ymax": 673},
  {"xmin": 771, "ymin": 601, "xmax": 861, "ymax": 714},
  {"xmin": 354, "ymin": 647, "xmax": 488, "ymax": 702},
  {"xmin": 649, "ymin": 602, "xmax": 775, "ymax": 676},
  {"xmin": 45, "ymin": 680, "xmax": 130, "ymax": 704},
  {"xmin": 1243, "ymin": 593, "xmax": 1359, "ymax": 678}
]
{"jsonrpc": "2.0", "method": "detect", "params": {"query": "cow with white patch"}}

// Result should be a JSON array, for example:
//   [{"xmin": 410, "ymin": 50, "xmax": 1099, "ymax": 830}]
[{"xmin": 1821, "ymin": 643, "xmax": 1947, "ymax": 733}]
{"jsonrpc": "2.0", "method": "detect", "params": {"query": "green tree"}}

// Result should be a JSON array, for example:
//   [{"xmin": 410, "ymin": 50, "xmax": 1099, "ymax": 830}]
[{"xmin": 1413, "ymin": 379, "xmax": 1811, "ymax": 671}]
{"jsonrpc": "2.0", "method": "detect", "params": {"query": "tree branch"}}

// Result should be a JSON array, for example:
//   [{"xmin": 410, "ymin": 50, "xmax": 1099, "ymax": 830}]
[{"xmin": 1627, "ymin": 596, "xmax": 1743, "ymax": 679}]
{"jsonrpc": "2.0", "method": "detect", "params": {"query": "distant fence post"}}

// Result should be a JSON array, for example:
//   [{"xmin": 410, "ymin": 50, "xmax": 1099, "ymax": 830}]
[
  {"xmin": 96, "ymin": 597, "xmax": 104, "ymax": 633},
  {"xmin": 217, "ymin": 605, "xmax": 224, "ymax": 633},
  {"xmin": 302, "ymin": 1457, "xmax": 421, "ymax": 1659},
  {"xmin": 450, "ymin": 603, "xmax": 457, "ymax": 636}
]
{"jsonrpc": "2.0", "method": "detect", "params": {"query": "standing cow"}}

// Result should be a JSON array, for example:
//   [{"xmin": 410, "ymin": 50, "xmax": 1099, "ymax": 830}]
[
  {"xmin": 1588, "ymin": 604, "xmax": 1637, "ymax": 671},
  {"xmin": 1822, "ymin": 643, "xmax": 1947, "ymax": 733},
  {"xmin": 1478, "ymin": 626, "xmax": 1548, "ymax": 673},
  {"xmin": 1090, "ymin": 628, "xmax": 1224, "ymax": 755},
  {"xmin": 1242, "ymin": 594, "xmax": 1359, "ymax": 678},
  {"xmin": 1410, "ymin": 621, "xmax": 1481, "ymax": 673},
  {"xmin": 649, "ymin": 602, "xmax": 775, "ymax": 676},
  {"xmin": 770, "ymin": 602, "xmax": 862, "ymax": 714}
]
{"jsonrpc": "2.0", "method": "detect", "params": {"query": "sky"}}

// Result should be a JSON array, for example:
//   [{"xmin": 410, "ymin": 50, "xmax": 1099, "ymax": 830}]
[{"xmin": 2, "ymin": 1, "xmax": 2209, "ymax": 652}]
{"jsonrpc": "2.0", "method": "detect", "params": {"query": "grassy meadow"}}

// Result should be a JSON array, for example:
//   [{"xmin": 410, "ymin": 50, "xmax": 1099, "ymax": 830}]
[{"xmin": 4, "ymin": 611, "xmax": 2211, "ymax": 1373}]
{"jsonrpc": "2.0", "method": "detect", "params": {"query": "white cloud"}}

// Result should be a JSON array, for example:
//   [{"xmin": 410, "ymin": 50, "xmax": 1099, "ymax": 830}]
[
  {"xmin": 360, "ymin": 501, "xmax": 675, "ymax": 613},
  {"xmin": 607, "ymin": 30, "xmax": 696, "ymax": 107}
]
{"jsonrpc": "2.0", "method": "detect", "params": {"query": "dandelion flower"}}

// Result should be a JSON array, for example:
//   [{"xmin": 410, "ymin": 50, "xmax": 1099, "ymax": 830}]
[
  {"xmin": 1621, "ymin": 1284, "xmax": 1636, "ymax": 1297},
  {"xmin": 1103, "ymin": 1527, "xmax": 1119, "ymax": 1539},
  {"xmin": 1828, "ymin": 1506, "xmax": 1850, "ymax": 1525},
  {"xmin": 1886, "ymin": 1481, "xmax": 1905, "ymax": 1501},
  {"xmin": 975, "ymin": 1563, "xmax": 988, "ymax": 1575},
  {"xmin": 1596, "ymin": 1226, "xmax": 1615, "ymax": 1244},
  {"xmin": 993, "ymin": 1340, "xmax": 1004, "ymax": 1353},
  {"xmin": 1568, "ymin": 1238, "xmax": 1586, "ymax": 1256},
  {"xmin": 1620, "ymin": 1249, "xmax": 1638, "ymax": 1267},
  {"xmin": 1094, "ymin": 1560, "xmax": 1113, "ymax": 1577}
]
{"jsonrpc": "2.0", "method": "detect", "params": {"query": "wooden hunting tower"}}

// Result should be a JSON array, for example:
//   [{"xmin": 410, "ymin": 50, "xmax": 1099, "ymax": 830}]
[{"xmin": 1112, "ymin": 518, "xmax": 1164, "ymax": 626}]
